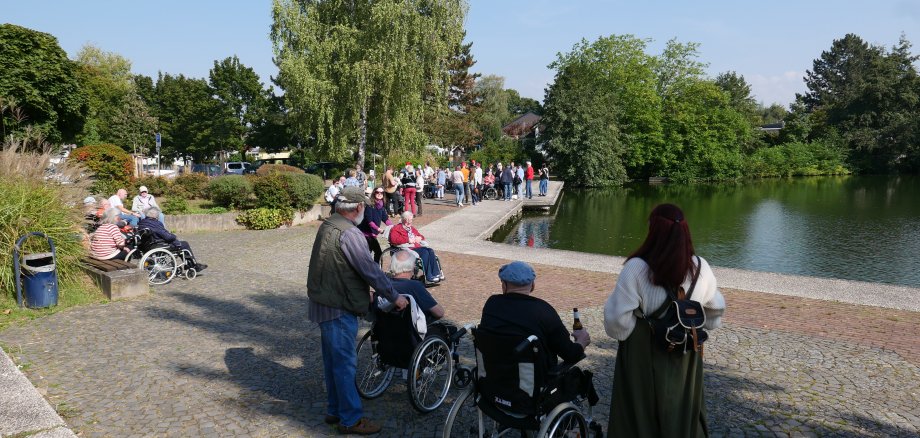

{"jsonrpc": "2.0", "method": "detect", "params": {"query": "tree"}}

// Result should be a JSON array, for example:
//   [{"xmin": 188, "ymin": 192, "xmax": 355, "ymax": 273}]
[
  {"xmin": 74, "ymin": 44, "xmax": 137, "ymax": 146},
  {"xmin": 152, "ymin": 74, "xmax": 223, "ymax": 162},
  {"xmin": 473, "ymin": 75, "xmax": 511, "ymax": 143},
  {"xmin": 271, "ymin": 0, "xmax": 467, "ymax": 166},
  {"xmin": 715, "ymin": 71, "xmax": 758, "ymax": 122},
  {"xmin": 505, "ymin": 89, "xmax": 542, "ymax": 118},
  {"xmin": 422, "ymin": 34, "xmax": 481, "ymax": 151},
  {"xmin": 109, "ymin": 91, "xmax": 157, "ymax": 156},
  {"xmin": 249, "ymin": 92, "xmax": 294, "ymax": 152},
  {"xmin": 0, "ymin": 24, "xmax": 87, "ymax": 145},
  {"xmin": 208, "ymin": 56, "xmax": 270, "ymax": 154},
  {"xmin": 447, "ymin": 34, "xmax": 479, "ymax": 112}
]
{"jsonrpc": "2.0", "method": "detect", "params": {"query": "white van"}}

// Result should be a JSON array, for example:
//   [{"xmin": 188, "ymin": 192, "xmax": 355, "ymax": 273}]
[{"xmin": 224, "ymin": 162, "xmax": 251, "ymax": 175}]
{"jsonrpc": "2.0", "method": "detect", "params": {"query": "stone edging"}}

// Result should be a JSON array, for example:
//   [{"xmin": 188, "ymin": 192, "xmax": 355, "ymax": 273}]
[{"xmin": 165, "ymin": 204, "xmax": 328, "ymax": 233}]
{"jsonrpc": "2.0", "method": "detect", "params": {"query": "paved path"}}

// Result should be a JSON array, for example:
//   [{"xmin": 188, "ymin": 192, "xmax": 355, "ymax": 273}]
[{"xmin": 1, "ymin": 193, "xmax": 919, "ymax": 437}]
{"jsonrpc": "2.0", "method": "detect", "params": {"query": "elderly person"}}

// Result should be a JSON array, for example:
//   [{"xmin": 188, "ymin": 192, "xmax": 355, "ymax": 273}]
[
  {"xmin": 137, "ymin": 208, "xmax": 207, "ymax": 272},
  {"xmin": 358, "ymin": 187, "xmax": 392, "ymax": 262},
  {"xmin": 388, "ymin": 211, "xmax": 444, "ymax": 283},
  {"xmin": 132, "ymin": 185, "xmax": 164, "ymax": 224},
  {"xmin": 108, "ymin": 188, "xmax": 140, "ymax": 227},
  {"xmin": 307, "ymin": 186, "xmax": 407, "ymax": 435},
  {"xmin": 90, "ymin": 209, "xmax": 129, "ymax": 260},
  {"xmin": 388, "ymin": 249, "xmax": 445, "ymax": 321}
]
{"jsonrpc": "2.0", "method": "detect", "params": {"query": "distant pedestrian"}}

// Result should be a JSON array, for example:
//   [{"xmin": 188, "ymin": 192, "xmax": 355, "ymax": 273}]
[
  {"xmin": 400, "ymin": 163, "xmax": 418, "ymax": 215},
  {"xmin": 524, "ymin": 161, "xmax": 534, "ymax": 199},
  {"xmin": 539, "ymin": 164, "xmax": 550, "ymax": 196},
  {"xmin": 451, "ymin": 165, "xmax": 464, "ymax": 206},
  {"xmin": 500, "ymin": 164, "xmax": 514, "ymax": 201}
]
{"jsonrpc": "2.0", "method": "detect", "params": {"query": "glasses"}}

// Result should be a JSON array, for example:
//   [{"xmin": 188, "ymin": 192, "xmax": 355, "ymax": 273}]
[{"xmin": 374, "ymin": 190, "xmax": 384, "ymax": 194}]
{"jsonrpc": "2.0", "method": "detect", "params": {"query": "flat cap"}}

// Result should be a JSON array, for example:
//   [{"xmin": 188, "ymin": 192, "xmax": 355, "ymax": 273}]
[
  {"xmin": 498, "ymin": 261, "xmax": 536, "ymax": 285},
  {"xmin": 336, "ymin": 186, "xmax": 372, "ymax": 206}
]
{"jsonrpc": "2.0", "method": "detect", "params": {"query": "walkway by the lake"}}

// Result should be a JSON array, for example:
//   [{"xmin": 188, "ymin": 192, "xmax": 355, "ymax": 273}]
[{"xmin": 1, "ymin": 191, "xmax": 919, "ymax": 437}]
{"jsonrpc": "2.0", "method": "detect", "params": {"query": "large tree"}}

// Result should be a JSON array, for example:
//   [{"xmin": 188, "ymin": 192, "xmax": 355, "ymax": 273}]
[
  {"xmin": 74, "ymin": 44, "xmax": 138, "ymax": 146},
  {"xmin": 208, "ymin": 56, "xmax": 269, "ymax": 154},
  {"xmin": 0, "ymin": 24, "xmax": 87, "ymax": 145},
  {"xmin": 271, "ymin": 0, "xmax": 467, "ymax": 166},
  {"xmin": 422, "ymin": 34, "xmax": 481, "ymax": 152},
  {"xmin": 152, "ymin": 74, "xmax": 223, "ymax": 162}
]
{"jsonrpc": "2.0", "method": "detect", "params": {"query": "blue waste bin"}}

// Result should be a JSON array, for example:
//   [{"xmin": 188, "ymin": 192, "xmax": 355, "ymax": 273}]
[{"xmin": 13, "ymin": 232, "xmax": 59, "ymax": 308}]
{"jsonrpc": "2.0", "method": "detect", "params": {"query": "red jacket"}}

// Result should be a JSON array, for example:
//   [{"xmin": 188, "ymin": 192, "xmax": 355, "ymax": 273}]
[
  {"xmin": 388, "ymin": 223, "xmax": 424, "ymax": 248},
  {"xmin": 525, "ymin": 166, "xmax": 534, "ymax": 180}
]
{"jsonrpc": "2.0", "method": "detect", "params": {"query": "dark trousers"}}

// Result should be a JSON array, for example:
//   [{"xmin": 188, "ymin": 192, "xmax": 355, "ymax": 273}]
[{"xmin": 366, "ymin": 236, "xmax": 383, "ymax": 263}]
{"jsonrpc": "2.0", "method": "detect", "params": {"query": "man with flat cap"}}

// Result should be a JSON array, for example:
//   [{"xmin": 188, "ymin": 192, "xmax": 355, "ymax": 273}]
[
  {"xmin": 480, "ymin": 261, "xmax": 590, "ymax": 370},
  {"xmin": 307, "ymin": 186, "xmax": 408, "ymax": 435}
]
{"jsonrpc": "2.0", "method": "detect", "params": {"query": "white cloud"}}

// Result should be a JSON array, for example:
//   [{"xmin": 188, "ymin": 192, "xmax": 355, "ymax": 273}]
[{"xmin": 747, "ymin": 71, "xmax": 806, "ymax": 106}]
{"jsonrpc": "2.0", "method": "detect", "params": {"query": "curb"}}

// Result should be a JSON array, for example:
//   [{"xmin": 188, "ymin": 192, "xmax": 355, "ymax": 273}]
[{"xmin": 0, "ymin": 348, "xmax": 77, "ymax": 438}]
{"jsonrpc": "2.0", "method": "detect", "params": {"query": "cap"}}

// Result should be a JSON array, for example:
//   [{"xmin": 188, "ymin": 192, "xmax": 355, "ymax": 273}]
[
  {"xmin": 139, "ymin": 186, "xmax": 148, "ymax": 193},
  {"xmin": 498, "ymin": 261, "xmax": 536, "ymax": 285},
  {"xmin": 83, "ymin": 196, "xmax": 96, "ymax": 205},
  {"xmin": 336, "ymin": 186, "xmax": 373, "ymax": 206}
]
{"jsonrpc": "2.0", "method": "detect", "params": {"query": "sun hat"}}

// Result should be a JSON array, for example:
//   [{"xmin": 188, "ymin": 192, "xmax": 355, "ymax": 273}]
[{"xmin": 138, "ymin": 185, "xmax": 149, "ymax": 193}]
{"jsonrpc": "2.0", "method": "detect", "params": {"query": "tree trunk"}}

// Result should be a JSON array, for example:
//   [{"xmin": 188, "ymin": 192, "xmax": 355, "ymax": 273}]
[{"xmin": 357, "ymin": 103, "xmax": 368, "ymax": 167}]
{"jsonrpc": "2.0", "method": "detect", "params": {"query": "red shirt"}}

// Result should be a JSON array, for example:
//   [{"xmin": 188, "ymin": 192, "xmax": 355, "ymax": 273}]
[
  {"xmin": 389, "ymin": 223, "xmax": 425, "ymax": 248},
  {"xmin": 525, "ymin": 166, "xmax": 534, "ymax": 180}
]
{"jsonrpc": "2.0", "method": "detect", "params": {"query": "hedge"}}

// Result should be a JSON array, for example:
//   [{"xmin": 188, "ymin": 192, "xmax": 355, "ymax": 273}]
[
  {"xmin": 207, "ymin": 175, "xmax": 253, "ymax": 209},
  {"xmin": 70, "ymin": 144, "xmax": 134, "ymax": 195}
]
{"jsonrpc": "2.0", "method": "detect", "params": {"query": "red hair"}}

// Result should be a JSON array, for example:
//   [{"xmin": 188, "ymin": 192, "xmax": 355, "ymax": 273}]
[{"xmin": 627, "ymin": 204, "xmax": 697, "ymax": 290}]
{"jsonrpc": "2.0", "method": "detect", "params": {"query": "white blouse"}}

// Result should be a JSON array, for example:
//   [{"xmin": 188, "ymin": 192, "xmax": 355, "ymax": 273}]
[{"xmin": 604, "ymin": 256, "xmax": 726, "ymax": 341}]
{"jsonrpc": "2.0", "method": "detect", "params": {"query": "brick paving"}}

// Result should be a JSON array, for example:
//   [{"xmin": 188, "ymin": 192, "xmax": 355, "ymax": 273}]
[{"xmin": 1, "ymin": 194, "xmax": 919, "ymax": 437}]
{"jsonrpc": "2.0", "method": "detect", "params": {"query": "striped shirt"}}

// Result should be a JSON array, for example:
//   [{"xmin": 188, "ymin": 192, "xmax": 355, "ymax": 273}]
[{"xmin": 91, "ymin": 223, "xmax": 125, "ymax": 259}]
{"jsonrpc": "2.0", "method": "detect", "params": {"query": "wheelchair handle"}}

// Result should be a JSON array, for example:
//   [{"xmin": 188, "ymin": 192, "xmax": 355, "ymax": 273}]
[
  {"xmin": 514, "ymin": 335, "xmax": 540, "ymax": 354},
  {"xmin": 450, "ymin": 323, "xmax": 475, "ymax": 344}
]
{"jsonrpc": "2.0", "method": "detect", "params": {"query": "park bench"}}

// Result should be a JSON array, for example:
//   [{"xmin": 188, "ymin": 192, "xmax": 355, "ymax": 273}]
[{"xmin": 81, "ymin": 257, "xmax": 149, "ymax": 300}]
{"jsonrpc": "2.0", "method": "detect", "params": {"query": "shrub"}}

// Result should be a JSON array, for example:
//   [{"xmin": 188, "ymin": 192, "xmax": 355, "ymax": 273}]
[
  {"xmin": 173, "ymin": 173, "xmax": 209, "ymax": 198},
  {"xmin": 70, "ymin": 144, "xmax": 134, "ymax": 195},
  {"xmin": 207, "ymin": 175, "xmax": 252, "ymax": 209},
  {"xmin": 162, "ymin": 197, "xmax": 189, "ymax": 214},
  {"xmin": 287, "ymin": 173, "xmax": 325, "ymax": 210},
  {"xmin": 135, "ymin": 176, "xmax": 170, "ymax": 196},
  {"xmin": 235, "ymin": 207, "xmax": 291, "ymax": 230},
  {"xmin": 206, "ymin": 206, "xmax": 228, "ymax": 214},
  {"xmin": 256, "ymin": 163, "xmax": 305, "ymax": 175},
  {"xmin": 165, "ymin": 183, "xmax": 191, "ymax": 201},
  {"xmin": 253, "ymin": 173, "xmax": 292, "ymax": 208}
]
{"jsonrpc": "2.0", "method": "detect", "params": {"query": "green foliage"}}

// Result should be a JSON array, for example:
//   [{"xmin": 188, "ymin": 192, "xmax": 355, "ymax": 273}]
[
  {"xmin": 0, "ymin": 24, "xmax": 87, "ymax": 144},
  {"xmin": 745, "ymin": 141, "xmax": 850, "ymax": 178},
  {"xmin": 162, "ymin": 196, "xmax": 189, "ymax": 214},
  {"xmin": 286, "ymin": 173, "xmax": 325, "ymax": 210},
  {"xmin": 253, "ymin": 173, "xmax": 291, "ymax": 208},
  {"xmin": 206, "ymin": 175, "xmax": 252, "ymax": 209},
  {"xmin": 272, "ymin": 0, "xmax": 467, "ymax": 164},
  {"xmin": 151, "ymin": 73, "xmax": 223, "ymax": 162},
  {"xmin": 135, "ymin": 176, "xmax": 169, "ymax": 196},
  {"xmin": 256, "ymin": 163, "xmax": 304, "ymax": 175},
  {"xmin": 172, "ymin": 173, "xmax": 209, "ymax": 199},
  {"xmin": 70, "ymin": 144, "xmax": 134, "ymax": 195},
  {"xmin": 236, "ymin": 207, "xmax": 291, "ymax": 230},
  {"xmin": 208, "ymin": 56, "xmax": 271, "ymax": 155},
  {"xmin": 470, "ymin": 137, "xmax": 522, "ymax": 169},
  {"xmin": 0, "ymin": 178, "xmax": 87, "ymax": 302}
]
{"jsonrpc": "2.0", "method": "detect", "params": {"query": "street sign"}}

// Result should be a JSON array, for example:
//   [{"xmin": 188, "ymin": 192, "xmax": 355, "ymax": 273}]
[{"xmin": 155, "ymin": 132, "xmax": 161, "ymax": 155}]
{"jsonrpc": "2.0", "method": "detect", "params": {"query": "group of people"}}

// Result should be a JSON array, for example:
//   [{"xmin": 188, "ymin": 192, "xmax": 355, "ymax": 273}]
[
  {"xmin": 82, "ymin": 186, "xmax": 206, "ymax": 273},
  {"xmin": 308, "ymin": 182, "xmax": 726, "ymax": 436}
]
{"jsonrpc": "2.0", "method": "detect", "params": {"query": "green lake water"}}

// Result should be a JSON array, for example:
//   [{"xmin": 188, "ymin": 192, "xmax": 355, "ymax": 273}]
[{"xmin": 493, "ymin": 176, "xmax": 920, "ymax": 287}]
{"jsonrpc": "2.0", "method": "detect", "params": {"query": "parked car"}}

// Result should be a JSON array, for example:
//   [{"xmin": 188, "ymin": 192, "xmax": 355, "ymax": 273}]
[
  {"xmin": 191, "ymin": 164, "xmax": 223, "ymax": 177},
  {"xmin": 224, "ymin": 162, "xmax": 252, "ymax": 175},
  {"xmin": 244, "ymin": 158, "xmax": 295, "ymax": 174}
]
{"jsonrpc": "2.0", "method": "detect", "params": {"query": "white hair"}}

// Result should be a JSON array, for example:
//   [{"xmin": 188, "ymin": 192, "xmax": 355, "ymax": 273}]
[
  {"xmin": 400, "ymin": 211, "xmax": 414, "ymax": 223},
  {"xmin": 335, "ymin": 201, "xmax": 360, "ymax": 214},
  {"xmin": 102, "ymin": 208, "xmax": 121, "ymax": 225},
  {"xmin": 145, "ymin": 207, "xmax": 161, "ymax": 219},
  {"xmin": 390, "ymin": 249, "xmax": 418, "ymax": 275}
]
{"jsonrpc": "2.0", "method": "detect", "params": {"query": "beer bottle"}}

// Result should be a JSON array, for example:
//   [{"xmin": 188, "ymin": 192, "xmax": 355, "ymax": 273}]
[{"xmin": 572, "ymin": 308, "xmax": 583, "ymax": 331}]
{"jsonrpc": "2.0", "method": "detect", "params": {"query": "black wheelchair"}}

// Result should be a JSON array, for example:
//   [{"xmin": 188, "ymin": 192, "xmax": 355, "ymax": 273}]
[
  {"xmin": 442, "ymin": 327, "xmax": 603, "ymax": 437},
  {"xmin": 125, "ymin": 228, "xmax": 198, "ymax": 285},
  {"xmin": 355, "ymin": 299, "xmax": 473, "ymax": 414},
  {"xmin": 482, "ymin": 184, "xmax": 500, "ymax": 201},
  {"xmin": 379, "ymin": 246, "xmax": 444, "ymax": 286}
]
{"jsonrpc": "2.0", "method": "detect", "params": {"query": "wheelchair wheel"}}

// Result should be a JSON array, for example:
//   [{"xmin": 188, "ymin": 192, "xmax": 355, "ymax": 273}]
[
  {"xmin": 484, "ymin": 187, "xmax": 498, "ymax": 200},
  {"xmin": 139, "ymin": 248, "xmax": 178, "ymax": 285},
  {"xmin": 355, "ymin": 329, "xmax": 395, "ymax": 399},
  {"xmin": 537, "ymin": 403, "xmax": 587, "ymax": 438},
  {"xmin": 184, "ymin": 267, "xmax": 197, "ymax": 280},
  {"xmin": 443, "ymin": 386, "xmax": 519, "ymax": 437},
  {"xmin": 408, "ymin": 335, "xmax": 454, "ymax": 413}
]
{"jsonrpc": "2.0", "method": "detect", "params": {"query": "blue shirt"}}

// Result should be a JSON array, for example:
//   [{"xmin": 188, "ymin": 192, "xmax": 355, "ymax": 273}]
[{"xmin": 391, "ymin": 278, "xmax": 440, "ymax": 321}]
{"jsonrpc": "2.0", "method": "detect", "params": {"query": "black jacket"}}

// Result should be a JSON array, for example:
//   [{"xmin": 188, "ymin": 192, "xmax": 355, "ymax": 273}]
[{"xmin": 138, "ymin": 217, "xmax": 177, "ymax": 243}]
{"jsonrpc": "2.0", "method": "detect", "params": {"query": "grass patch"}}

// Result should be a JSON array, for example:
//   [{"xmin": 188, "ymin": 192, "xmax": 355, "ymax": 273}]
[
  {"xmin": 0, "ymin": 276, "xmax": 107, "ymax": 332},
  {"xmin": 158, "ymin": 196, "xmax": 231, "ymax": 215}
]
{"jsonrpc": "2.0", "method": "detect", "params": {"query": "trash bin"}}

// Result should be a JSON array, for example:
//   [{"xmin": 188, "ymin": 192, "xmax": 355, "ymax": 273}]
[{"xmin": 14, "ymin": 232, "xmax": 59, "ymax": 308}]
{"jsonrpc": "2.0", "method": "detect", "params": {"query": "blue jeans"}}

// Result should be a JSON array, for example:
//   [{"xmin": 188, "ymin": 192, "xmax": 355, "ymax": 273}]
[
  {"xmin": 118, "ymin": 213, "xmax": 139, "ymax": 227},
  {"xmin": 525, "ymin": 180, "xmax": 533, "ymax": 198},
  {"xmin": 454, "ymin": 184, "xmax": 464, "ymax": 205},
  {"xmin": 319, "ymin": 313, "xmax": 362, "ymax": 427},
  {"xmin": 503, "ymin": 183, "xmax": 512, "ymax": 200},
  {"xmin": 415, "ymin": 247, "xmax": 442, "ymax": 281},
  {"xmin": 539, "ymin": 179, "xmax": 548, "ymax": 195}
]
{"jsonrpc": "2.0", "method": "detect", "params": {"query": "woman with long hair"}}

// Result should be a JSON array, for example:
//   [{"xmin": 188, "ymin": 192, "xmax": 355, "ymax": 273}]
[
  {"xmin": 603, "ymin": 203, "xmax": 726, "ymax": 437},
  {"xmin": 359, "ymin": 188, "xmax": 392, "ymax": 262}
]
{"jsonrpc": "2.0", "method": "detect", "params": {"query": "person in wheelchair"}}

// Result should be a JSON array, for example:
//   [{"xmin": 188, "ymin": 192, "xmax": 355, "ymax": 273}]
[
  {"xmin": 137, "ymin": 207, "xmax": 207, "ymax": 272},
  {"xmin": 388, "ymin": 211, "xmax": 444, "ymax": 283},
  {"xmin": 386, "ymin": 249, "xmax": 445, "ymax": 322}
]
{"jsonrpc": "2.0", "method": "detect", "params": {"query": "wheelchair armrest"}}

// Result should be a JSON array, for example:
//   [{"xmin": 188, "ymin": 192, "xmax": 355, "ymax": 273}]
[
  {"xmin": 514, "ymin": 335, "xmax": 540, "ymax": 354},
  {"xmin": 548, "ymin": 353, "xmax": 587, "ymax": 379}
]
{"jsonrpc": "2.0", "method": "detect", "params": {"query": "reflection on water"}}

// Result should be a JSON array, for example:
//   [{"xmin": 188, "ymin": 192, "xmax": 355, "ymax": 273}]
[{"xmin": 496, "ymin": 176, "xmax": 920, "ymax": 287}]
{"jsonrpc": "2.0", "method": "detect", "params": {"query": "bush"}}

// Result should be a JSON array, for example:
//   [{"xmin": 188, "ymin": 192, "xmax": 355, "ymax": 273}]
[
  {"xmin": 172, "ymin": 173, "xmax": 209, "ymax": 198},
  {"xmin": 256, "ymin": 163, "xmax": 305, "ymax": 175},
  {"xmin": 253, "ymin": 173, "xmax": 292, "ymax": 208},
  {"xmin": 165, "ymin": 183, "xmax": 191, "ymax": 201},
  {"xmin": 162, "ymin": 197, "xmax": 189, "ymax": 214},
  {"xmin": 135, "ymin": 176, "xmax": 170, "ymax": 196},
  {"xmin": 70, "ymin": 144, "xmax": 134, "ymax": 195},
  {"xmin": 235, "ymin": 207, "xmax": 291, "ymax": 230},
  {"xmin": 207, "ymin": 175, "xmax": 252, "ymax": 209},
  {"xmin": 287, "ymin": 173, "xmax": 325, "ymax": 210}
]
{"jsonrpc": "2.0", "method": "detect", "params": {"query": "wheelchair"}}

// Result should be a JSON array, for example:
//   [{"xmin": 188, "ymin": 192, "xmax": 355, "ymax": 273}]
[
  {"xmin": 442, "ymin": 327, "xmax": 603, "ymax": 438},
  {"xmin": 355, "ymin": 298, "xmax": 473, "ymax": 413},
  {"xmin": 125, "ymin": 228, "xmax": 198, "ymax": 285},
  {"xmin": 379, "ymin": 245, "xmax": 444, "ymax": 286},
  {"xmin": 482, "ymin": 185, "xmax": 499, "ymax": 201}
]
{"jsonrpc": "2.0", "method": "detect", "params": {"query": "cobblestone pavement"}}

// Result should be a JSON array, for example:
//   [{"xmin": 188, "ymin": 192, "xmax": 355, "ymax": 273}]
[{"xmin": 2, "ymin": 199, "xmax": 919, "ymax": 437}]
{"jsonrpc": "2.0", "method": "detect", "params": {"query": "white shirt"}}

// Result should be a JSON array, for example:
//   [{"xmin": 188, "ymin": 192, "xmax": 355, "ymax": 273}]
[
  {"xmin": 324, "ymin": 184, "xmax": 341, "ymax": 203},
  {"xmin": 108, "ymin": 195, "xmax": 124, "ymax": 210},
  {"xmin": 132, "ymin": 194, "xmax": 159, "ymax": 213},
  {"xmin": 474, "ymin": 168, "xmax": 483, "ymax": 185}
]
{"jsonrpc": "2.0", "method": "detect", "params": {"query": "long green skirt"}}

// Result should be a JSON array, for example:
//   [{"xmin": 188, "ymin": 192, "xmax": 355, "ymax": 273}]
[{"xmin": 608, "ymin": 320, "xmax": 708, "ymax": 437}]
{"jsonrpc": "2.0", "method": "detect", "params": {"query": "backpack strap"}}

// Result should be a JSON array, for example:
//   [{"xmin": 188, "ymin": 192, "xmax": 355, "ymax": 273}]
[{"xmin": 679, "ymin": 256, "xmax": 702, "ymax": 300}]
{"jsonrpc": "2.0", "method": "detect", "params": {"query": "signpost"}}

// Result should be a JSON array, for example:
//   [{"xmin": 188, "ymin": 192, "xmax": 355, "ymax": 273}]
[{"xmin": 155, "ymin": 133, "xmax": 161, "ymax": 176}]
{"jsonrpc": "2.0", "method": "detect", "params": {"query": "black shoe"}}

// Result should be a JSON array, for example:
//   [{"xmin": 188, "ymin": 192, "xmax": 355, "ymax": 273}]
[{"xmin": 195, "ymin": 263, "xmax": 208, "ymax": 272}]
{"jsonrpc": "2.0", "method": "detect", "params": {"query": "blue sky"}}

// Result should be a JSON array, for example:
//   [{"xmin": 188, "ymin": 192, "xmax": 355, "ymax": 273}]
[{"xmin": 4, "ymin": 0, "xmax": 918, "ymax": 106}]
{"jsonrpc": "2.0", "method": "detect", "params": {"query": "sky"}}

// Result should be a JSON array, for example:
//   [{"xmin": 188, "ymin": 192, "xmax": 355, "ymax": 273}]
[{"xmin": 3, "ymin": 0, "xmax": 919, "ymax": 107}]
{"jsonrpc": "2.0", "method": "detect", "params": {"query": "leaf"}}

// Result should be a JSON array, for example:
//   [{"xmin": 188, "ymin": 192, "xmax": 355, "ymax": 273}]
[{"xmin": 2, "ymin": 309, "xmax": 11, "ymax": 315}]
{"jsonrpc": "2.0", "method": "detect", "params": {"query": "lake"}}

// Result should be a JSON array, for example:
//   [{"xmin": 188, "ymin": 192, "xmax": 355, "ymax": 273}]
[{"xmin": 493, "ymin": 176, "xmax": 920, "ymax": 288}]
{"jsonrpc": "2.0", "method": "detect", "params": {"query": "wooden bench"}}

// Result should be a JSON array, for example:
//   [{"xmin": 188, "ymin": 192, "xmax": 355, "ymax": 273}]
[{"xmin": 82, "ymin": 257, "xmax": 149, "ymax": 300}]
